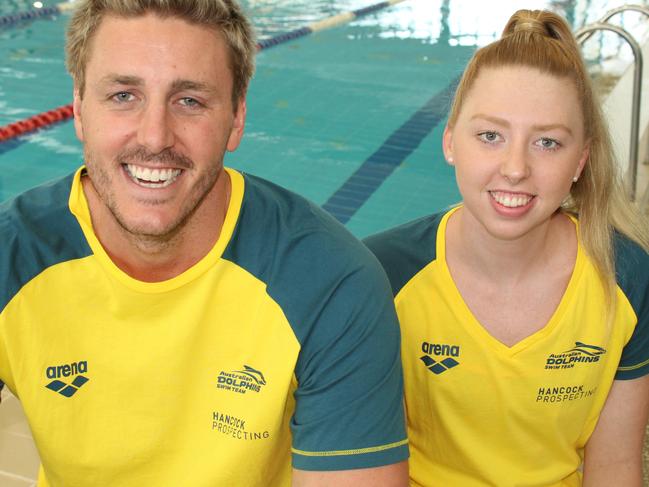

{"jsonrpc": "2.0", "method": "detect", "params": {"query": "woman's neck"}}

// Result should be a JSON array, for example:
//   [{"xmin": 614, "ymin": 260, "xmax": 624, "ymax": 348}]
[{"xmin": 446, "ymin": 207, "xmax": 576, "ymax": 287}]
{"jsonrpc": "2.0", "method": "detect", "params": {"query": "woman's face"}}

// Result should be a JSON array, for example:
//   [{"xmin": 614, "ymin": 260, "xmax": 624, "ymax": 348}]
[{"xmin": 443, "ymin": 65, "xmax": 590, "ymax": 242}]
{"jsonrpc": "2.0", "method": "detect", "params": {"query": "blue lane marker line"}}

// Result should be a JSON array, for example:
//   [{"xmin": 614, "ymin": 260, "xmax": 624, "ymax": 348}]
[{"xmin": 322, "ymin": 77, "xmax": 460, "ymax": 224}]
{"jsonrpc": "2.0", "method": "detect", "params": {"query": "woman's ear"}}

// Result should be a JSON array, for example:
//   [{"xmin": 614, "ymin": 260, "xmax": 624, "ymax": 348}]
[
  {"xmin": 442, "ymin": 125, "xmax": 454, "ymax": 165},
  {"xmin": 574, "ymin": 141, "xmax": 590, "ymax": 181}
]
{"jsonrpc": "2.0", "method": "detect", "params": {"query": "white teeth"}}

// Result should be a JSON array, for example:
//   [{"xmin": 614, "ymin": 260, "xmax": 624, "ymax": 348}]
[
  {"xmin": 490, "ymin": 191, "xmax": 533, "ymax": 208},
  {"xmin": 125, "ymin": 164, "xmax": 182, "ymax": 188}
]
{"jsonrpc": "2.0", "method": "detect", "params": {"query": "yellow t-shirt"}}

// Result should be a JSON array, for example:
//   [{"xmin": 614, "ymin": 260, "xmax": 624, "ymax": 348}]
[
  {"xmin": 365, "ymin": 206, "xmax": 649, "ymax": 487},
  {"xmin": 0, "ymin": 167, "xmax": 408, "ymax": 486}
]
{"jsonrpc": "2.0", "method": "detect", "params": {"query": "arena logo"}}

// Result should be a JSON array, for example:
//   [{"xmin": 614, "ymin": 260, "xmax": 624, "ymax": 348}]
[
  {"xmin": 420, "ymin": 341, "xmax": 460, "ymax": 375},
  {"xmin": 45, "ymin": 360, "xmax": 90, "ymax": 398},
  {"xmin": 545, "ymin": 342, "xmax": 606, "ymax": 370}
]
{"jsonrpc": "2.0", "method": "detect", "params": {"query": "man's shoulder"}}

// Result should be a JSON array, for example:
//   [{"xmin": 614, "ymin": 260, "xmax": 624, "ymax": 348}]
[
  {"xmin": 227, "ymin": 172, "xmax": 378, "ymax": 271},
  {"xmin": 240, "ymin": 172, "xmax": 358, "ymax": 235},
  {"xmin": 363, "ymin": 209, "xmax": 447, "ymax": 297},
  {"xmin": 0, "ymin": 173, "xmax": 91, "ymax": 312},
  {"xmin": 224, "ymin": 172, "xmax": 393, "ymax": 338}
]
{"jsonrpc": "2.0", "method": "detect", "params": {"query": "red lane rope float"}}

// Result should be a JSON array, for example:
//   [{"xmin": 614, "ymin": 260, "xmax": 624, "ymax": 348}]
[{"xmin": 0, "ymin": 104, "xmax": 73, "ymax": 142}]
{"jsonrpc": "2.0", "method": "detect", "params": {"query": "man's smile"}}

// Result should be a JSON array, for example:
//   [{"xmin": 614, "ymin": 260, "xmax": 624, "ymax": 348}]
[{"xmin": 123, "ymin": 163, "xmax": 182, "ymax": 188}]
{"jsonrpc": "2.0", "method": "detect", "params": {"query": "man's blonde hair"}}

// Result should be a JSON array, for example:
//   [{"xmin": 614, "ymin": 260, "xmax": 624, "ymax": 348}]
[{"xmin": 66, "ymin": 0, "xmax": 256, "ymax": 107}]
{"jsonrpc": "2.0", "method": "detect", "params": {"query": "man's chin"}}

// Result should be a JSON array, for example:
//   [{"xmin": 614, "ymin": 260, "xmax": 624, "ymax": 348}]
[{"xmin": 114, "ymin": 214, "xmax": 182, "ymax": 242}]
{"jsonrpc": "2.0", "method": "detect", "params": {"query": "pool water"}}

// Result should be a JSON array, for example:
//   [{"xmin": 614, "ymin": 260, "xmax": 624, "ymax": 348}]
[{"xmin": 0, "ymin": 0, "xmax": 641, "ymax": 236}]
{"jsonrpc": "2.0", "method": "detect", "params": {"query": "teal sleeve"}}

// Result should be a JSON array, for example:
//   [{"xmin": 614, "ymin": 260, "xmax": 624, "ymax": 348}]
[
  {"xmin": 614, "ymin": 234, "xmax": 649, "ymax": 380},
  {"xmin": 363, "ymin": 212, "xmax": 443, "ymax": 297},
  {"xmin": 290, "ymin": 255, "xmax": 408, "ymax": 470}
]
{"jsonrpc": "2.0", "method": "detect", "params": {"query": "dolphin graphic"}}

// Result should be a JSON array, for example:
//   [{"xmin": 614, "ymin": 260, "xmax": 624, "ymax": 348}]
[{"xmin": 235, "ymin": 365, "xmax": 267, "ymax": 385}]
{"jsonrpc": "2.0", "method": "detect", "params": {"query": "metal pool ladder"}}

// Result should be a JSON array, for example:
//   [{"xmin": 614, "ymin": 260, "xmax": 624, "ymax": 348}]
[{"xmin": 575, "ymin": 4, "xmax": 649, "ymax": 207}]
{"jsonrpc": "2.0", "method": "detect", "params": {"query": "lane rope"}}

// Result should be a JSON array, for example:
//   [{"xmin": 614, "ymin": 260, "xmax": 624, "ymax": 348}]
[
  {"xmin": 256, "ymin": 0, "xmax": 406, "ymax": 49},
  {"xmin": 0, "ymin": 1, "xmax": 76, "ymax": 28},
  {"xmin": 0, "ymin": 105, "xmax": 74, "ymax": 142},
  {"xmin": 0, "ymin": 0, "xmax": 407, "ymax": 143}
]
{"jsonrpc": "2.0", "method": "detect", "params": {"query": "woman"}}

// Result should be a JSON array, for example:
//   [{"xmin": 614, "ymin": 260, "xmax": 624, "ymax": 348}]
[{"xmin": 365, "ymin": 9, "xmax": 649, "ymax": 487}]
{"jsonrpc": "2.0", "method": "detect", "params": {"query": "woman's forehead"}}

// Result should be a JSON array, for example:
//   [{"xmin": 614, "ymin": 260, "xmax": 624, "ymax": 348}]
[{"xmin": 458, "ymin": 66, "xmax": 584, "ymax": 131}]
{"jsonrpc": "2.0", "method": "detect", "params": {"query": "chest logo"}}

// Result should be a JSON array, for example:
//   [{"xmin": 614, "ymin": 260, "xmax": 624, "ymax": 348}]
[
  {"xmin": 45, "ymin": 360, "xmax": 90, "ymax": 397},
  {"xmin": 217, "ymin": 364, "xmax": 267, "ymax": 394},
  {"xmin": 545, "ymin": 342, "xmax": 606, "ymax": 370},
  {"xmin": 420, "ymin": 342, "xmax": 460, "ymax": 375}
]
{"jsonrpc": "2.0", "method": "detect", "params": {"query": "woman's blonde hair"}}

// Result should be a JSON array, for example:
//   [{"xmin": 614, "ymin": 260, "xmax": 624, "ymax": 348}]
[
  {"xmin": 447, "ymin": 9, "xmax": 649, "ymax": 313},
  {"xmin": 66, "ymin": 0, "xmax": 256, "ymax": 108}
]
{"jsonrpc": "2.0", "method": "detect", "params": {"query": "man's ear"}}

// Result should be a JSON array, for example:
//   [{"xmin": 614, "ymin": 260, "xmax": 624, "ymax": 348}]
[
  {"xmin": 442, "ymin": 125, "xmax": 454, "ymax": 165},
  {"xmin": 226, "ymin": 96, "xmax": 246, "ymax": 152},
  {"xmin": 73, "ymin": 86, "xmax": 84, "ymax": 142}
]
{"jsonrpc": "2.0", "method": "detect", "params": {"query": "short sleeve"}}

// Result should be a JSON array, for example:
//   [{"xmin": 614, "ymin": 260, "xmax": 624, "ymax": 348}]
[
  {"xmin": 614, "ymin": 235, "xmax": 649, "ymax": 380},
  {"xmin": 290, "ymin": 260, "xmax": 408, "ymax": 470}
]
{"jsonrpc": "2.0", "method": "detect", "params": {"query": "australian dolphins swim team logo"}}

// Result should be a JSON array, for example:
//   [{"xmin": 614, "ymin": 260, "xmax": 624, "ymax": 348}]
[
  {"xmin": 217, "ymin": 364, "xmax": 267, "ymax": 394},
  {"xmin": 545, "ymin": 342, "xmax": 606, "ymax": 370}
]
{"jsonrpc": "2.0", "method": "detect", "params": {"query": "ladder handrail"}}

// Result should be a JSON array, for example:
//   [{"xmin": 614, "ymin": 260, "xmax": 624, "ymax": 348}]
[
  {"xmin": 601, "ymin": 4, "xmax": 649, "ymax": 23},
  {"xmin": 576, "ymin": 22, "xmax": 644, "ymax": 201},
  {"xmin": 578, "ymin": 5, "xmax": 649, "ymax": 45}
]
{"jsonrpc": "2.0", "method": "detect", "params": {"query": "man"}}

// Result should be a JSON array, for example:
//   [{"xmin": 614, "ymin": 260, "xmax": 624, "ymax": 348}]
[{"xmin": 0, "ymin": 1, "xmax": 408, "ymax": 485}]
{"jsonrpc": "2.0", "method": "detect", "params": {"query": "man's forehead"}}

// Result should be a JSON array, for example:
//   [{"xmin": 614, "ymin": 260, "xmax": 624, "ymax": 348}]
[
  {"xmin": 84, "ymin": 13, "xmax": 232, "ymax": 91},
  {"xmin": 87, "ymin": 12, "xmax": 227, "ymax": 61}
]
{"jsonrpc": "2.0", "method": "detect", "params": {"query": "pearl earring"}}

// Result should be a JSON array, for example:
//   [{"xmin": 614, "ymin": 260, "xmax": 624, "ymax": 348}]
[
  {"xmin": 447, "ymin": 156, "xmax": 454, "ymax": 163},
  {"xmin": 572, "ymin": 176, "xmax": 578, "ymax": 183}
]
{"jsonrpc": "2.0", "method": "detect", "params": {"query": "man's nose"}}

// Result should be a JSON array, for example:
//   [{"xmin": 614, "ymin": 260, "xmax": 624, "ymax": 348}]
[{"xmin": 137, "ymin": 102, "xmax": 175, "ymax": 155}]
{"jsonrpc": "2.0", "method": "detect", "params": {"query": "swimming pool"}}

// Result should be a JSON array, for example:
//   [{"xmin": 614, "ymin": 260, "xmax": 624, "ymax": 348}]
[{"xmin": 0, "ymin": 0, "xmax": 643, "ymax": 236}]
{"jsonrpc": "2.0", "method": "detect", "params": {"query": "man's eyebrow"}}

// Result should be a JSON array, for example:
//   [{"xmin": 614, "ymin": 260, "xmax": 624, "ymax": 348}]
[
  {"xmin": 169, "ymin": 79, "xmax": 216, "ymax": 94},
  {"xmin": 470, "ymin": 114, "xmax": 573, "ymax": 135},
  {"xmin": 97, "ymin": 76, "xmax": 216, "ymax": 95},
  {"xmin": 98, "ymin": 74, "xmax": 144, "ymax": 86}
]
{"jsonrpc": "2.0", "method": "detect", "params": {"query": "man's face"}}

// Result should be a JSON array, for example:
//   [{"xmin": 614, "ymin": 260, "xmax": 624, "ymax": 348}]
[{"xmin": 74, "ymin": 13, "xmax": 245, "ymax": 239}]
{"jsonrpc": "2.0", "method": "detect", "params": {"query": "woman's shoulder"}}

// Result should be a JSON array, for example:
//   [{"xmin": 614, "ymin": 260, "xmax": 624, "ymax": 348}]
[
  {"xmin": 613, "ymin": 232, "xmax": 649, "ymax": 283},
  {"xmin": 363, "ymin": 209, "xmax": 451, "ymax": 297},
  {"xmin": 612, "ymin": 233, "xmax": 649, "ymax": 320}
]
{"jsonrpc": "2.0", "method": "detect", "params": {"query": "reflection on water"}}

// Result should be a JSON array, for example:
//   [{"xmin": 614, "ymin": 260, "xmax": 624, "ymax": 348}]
[
  {"xmin": 242, "ymin": 0, "xmax": 372, "ymax": 38},
  {"xmin": 1, "ymin": 0, "xmax": 645, "ymax": 48},
  {"xmin": 241, "ymin": 0, "xmax": 649, "ymax": 57}
]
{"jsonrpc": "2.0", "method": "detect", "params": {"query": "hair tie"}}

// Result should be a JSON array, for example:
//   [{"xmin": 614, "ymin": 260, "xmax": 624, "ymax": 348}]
[{"xmin": 514, "ymin": 19, "xmax": 546, "ymax": 35}]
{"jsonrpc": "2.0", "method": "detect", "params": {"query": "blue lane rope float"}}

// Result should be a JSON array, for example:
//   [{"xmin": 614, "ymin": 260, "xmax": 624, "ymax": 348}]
[
  {"xmin": 0, "ymin": 1, "xmax": 77, "ymax": 28},
  {"xmin": 0, "ymin": 0, "xmax": 408, "ymax": 143},
  {"xmin": 256, "ymin": 0, "xmax": 407, "ymax": 49},
  {"xmin": 0, "ymin": 6, "xmax": 59, "ymax": 27}
]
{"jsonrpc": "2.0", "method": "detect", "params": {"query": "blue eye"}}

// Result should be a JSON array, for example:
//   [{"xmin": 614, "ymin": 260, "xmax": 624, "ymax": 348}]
[
  {"xmin": 179, "ymin": 97, "xmax": 201, "ymax": 108},
  {"xmin": 478, "ymin": 131, "xmax": 500, "ymax": 143},
  {"xmin": 112, "ymin": 92, "xmax": 134, "ymax": 103},
  {"xmin": 536, "ymin": 138, "xmax": 560, "ymax": 150}
]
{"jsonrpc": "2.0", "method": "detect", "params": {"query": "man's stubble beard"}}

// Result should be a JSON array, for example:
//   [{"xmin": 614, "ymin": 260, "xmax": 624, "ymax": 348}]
[{"xmin": 84, "ymin": 146, "xmax": 222, "ymax": 252}]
